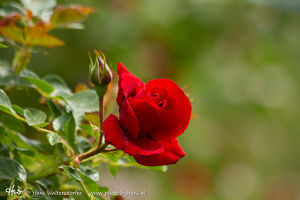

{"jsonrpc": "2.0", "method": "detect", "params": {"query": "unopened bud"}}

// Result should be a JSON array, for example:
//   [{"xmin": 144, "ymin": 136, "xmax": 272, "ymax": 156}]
[
  {"xmin": 72, "ymin": 156, "xmax": 80, "ymax": 168},
  {"xmin": 89, "ymin": 50, "xmax": 112, "ymax": 97}
]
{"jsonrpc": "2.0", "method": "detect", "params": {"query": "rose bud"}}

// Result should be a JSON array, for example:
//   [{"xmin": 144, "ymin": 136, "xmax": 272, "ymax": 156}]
[
  {"xmin": 103, "ymin": 63, "xmax": 192, "ymax": 166},
  {"xmin": 72, "ymin": 156, "xmax": 80, "ymax": 168},
  {"xmin": 89, "ymin": 51, "xmax": 112, "ymax": 97}
]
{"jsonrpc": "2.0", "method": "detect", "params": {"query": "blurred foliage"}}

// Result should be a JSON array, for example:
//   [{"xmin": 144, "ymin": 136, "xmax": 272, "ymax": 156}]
[{"xmin": 1, "ymin": 0, "xmax": 300, "ymax": 200}]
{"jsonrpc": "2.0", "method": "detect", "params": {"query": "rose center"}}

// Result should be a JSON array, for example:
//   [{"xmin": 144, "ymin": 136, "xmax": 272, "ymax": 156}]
[{"xmin": 150, "ymin": 87, "xmax": 167, "ymax": 108}]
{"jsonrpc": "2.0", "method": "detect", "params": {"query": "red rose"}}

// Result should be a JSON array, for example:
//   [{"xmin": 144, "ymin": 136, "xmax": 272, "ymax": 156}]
[{"xmin": 103, "ymin": 63, "xmax": 192, "ymax": 166}]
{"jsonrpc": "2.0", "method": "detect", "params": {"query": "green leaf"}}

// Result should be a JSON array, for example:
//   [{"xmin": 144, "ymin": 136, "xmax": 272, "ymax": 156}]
[
  {"xmin": 2, "ymin": 130, "xmax": 43, "ymax": 157},
  {"xmin": 71, "ymin": 193, "xmax": 90, "ymax": 200},
  {"xmin": 64, "ymin": 114, "xmax": 76, "ymax": 150},
  {"xmin": 53, "ymin": 114, "xmax": 69, "ymax": 132},
  {"xmin": 0, "ymin": 74, "xmax": 31, "ymax": 87},
  {"xmin": 24, "ymin": 27, "xmax": 64, "ymax": 47},
  {"xmin": 0, "ymin": 60, "xmax": 10, "ymax": 68},
  {"xmin": 0, "ymin": 66, "xmax": 32, "ymax": 87},
  {"xmin": 53, "ymin": 114, "xmax": 78, "ymax": 151},
  {"xmin": 29, "ymin": 195, "xmax": 49, "ymax": 200},
  {"xmin": 12, "ymin": 105, "xmax": 25, "ymax": 117},
  {"xmin": 0, "ymin": 89, "xmax": 16, "ymax": 115},
  {"xmin": 23, "ymin": 76, "xmax": 54, "ymax": 95},
  {"xmin": 0, "ymin": 181, "xmax": 11, "ymax": 197},
  {"xmin": 20, "ymin": 69, "xmax": 40, "ymax": 78},
  {"xmin": 80, "ymin": 124, "xmax": 98, "ymax": 139},
  {"xmin": 35, "ymin": 122, "xmax": 49, "ymax": 127},
  {"xmin": 20, "ymin": 0, "xmax": 56, "ymax": 16},
  {"xmin": 66, "ymin": 90, "xmax": 99, "ymax": 127},
  {"xmin": 11, "ymin": 143, "xmax": 34, "ymax": 156},
  {"xmin": 0, "ymin": 126, "xmax": 5, "ymax": 134},
  {"xmin": 50, "ymin": 5, "xmax": 95, "ymax": 26},
  {"xmin": 0, "ymin": 113, "xmax": 25, "ymax": 132},
  {"xmin": 44, "ymin": 74, "xmax": 72, "ymax": 98},
  {"xmin": 0, "ymin": 26, "xmax": 25, "ymax": 44},
  {"xmin": 108, "ymin": 165, "xmax": 119, "ymax": 176},
  {"xmin": 24, "ymin": 108, "xmax": 46, "ymax": 126},
  {"xmin": 85, "ymin": 113, "xmax": 100, "ymax": 128},
  {"xmin": 61, "ymin": 166, "xmax": 108, "ymax": 196},
  {"xmin": 0, "ymin": 144, "xmax": 10, "ymax": 158},
  {"xmin": 78, "ymin": 166, "xmax": 99, "ymax": 182},
  {"xmin": 77, "ymin": 169, "xmax": 108, "ymax": 193},
  {"xmin": 46, "ymin": 99, "xmax": 61, "ymax": 118},
  {"xmin": 60, "ymin": 165, "xmax": 81, "ymax": 181},
  {"xmin": 0, "ymin": 157, "xmax": 27, "ymax": 182},
  {"xmin": 46, "ymin": 132, "xmax": 61, "ymax": 146},
  {"xmin": 76, "ymin": 136, "xmax": 92, "ymax": 154},
  {"xmin": 80, "ymin": 124, "xmax": 93, "ymax": 133},
  {"xmin": 0, "ymin": 1, "xmax": 23, "ymax": 14},
  {"xmin": 0, "ymin": 65, "xmax": 13, "ymax": 77},
  {"xmin": 73, "ymin": 111, "xmax": 85, "ymax": 128},
  {"xmin": 20, "ymin": 70, "xmax": 54, "ymax": 94},
  {"xmin": 0, "ymin": 43, "xmax": 7, "ymax": 48},
  {"xmin": 17, "ymin": 133, "xmax": 42, "ymax": 150},
  {"xmin": 66, "ymin": 90, "xmax": 99, "ymax": 113}
]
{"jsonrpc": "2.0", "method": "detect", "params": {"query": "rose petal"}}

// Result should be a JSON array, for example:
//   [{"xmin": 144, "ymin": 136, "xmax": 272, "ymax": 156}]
[
  {"xmin": 117, "ymin": 62, "xmax": 130, "ymax": 74},
  {"xmin": 129, "ymin": 98, "xmax": 162, "ymax": 136},
  {"xmin": 134, "ymin": 139, "xmax": 186, "ymax": 166},
  {"xmin": 146, "ymin": 79, "xmax": 192, "ymax": 141},
  {"xmin": 119, "ymin": 98, "xmax": 139, "ymax": 139},
  {"xmin": 116, "ymin": 63, "xmax": 145, "ymax": 106},
  {"xmin": 103, "ymin": 115, "xmax": 164, "ymax": 156}
]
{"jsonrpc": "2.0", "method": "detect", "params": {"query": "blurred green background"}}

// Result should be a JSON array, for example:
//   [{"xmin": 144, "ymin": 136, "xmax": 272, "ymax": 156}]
[{"xmin": 1, "ymin": 0, "xmax": 300, "ymax": 199}]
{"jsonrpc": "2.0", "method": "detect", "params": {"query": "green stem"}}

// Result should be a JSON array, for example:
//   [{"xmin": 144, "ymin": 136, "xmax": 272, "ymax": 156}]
[
  {"xmin": 76, "ymin": 97, "xmax": 108, "ymax": 162},
  {"xmin": 103, "ymin": 147, "xmax": 118, "ymax": 152},
  {"xmin": 97, "ymin": 97, "xmax": 104, "ymax": 148},
  {"xmin": 13, "ymin": 45, "xmax": 31, "ymax": 74},
  {"xmin": 77, "ymin": 143, "xmax": 107, "ymax": 161}
]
